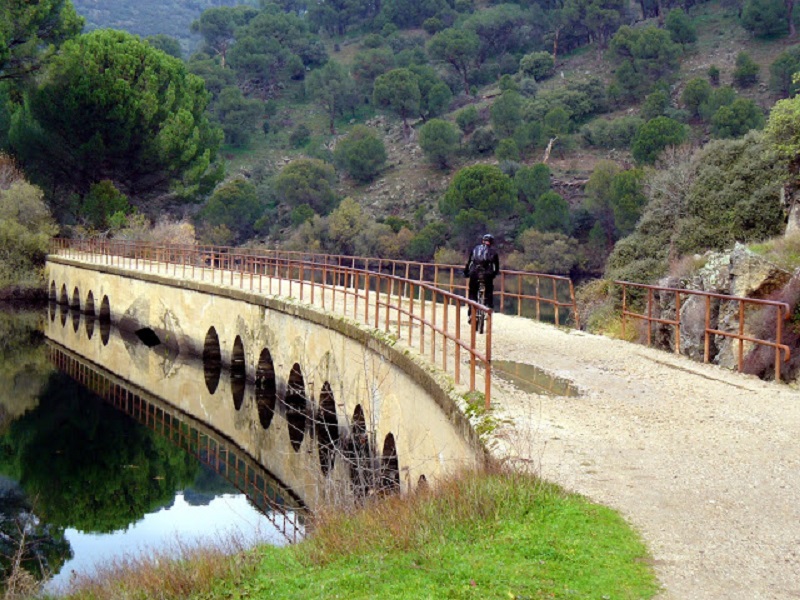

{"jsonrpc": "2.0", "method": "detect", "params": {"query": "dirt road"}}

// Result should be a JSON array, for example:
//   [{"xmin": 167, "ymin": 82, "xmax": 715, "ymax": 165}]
[{"xmin": 488, "ymin": 314, "xmax": 800, "ymax": 600}]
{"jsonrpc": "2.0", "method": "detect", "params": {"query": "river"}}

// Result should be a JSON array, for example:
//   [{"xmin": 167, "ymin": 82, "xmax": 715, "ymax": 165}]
[{"xmin": 0, "ymin": 305, "xmax": 302, "ymax": 595}]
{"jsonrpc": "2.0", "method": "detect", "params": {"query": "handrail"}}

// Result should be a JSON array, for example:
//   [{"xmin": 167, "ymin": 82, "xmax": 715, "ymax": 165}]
[
  {"xmin": 50, "ymin": 238, "xmax": 494, "ymax": 408},
  {"xmin": 616, "ymin": 280, "xmax": 791, "ymax": 380},
  {"xmin": 78, "ymin": 240, "xmax": 579, "ymax": 328}
]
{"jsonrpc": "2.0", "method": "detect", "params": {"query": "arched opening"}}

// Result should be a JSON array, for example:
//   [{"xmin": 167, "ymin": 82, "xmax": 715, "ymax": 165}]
[
  {"xmin": 84, "ymin": 291, "xmax": 96, "ymax": 339},
  {"xmin": 59, "ymin": 284, "xmax": 68, "ymax": 305},
  {"xmin": 99, "ymin": 296, "xmax": 111, "ymax": 346},
  {"xmin": 202, "ymin": 327, "xmax": 222, "ymax": 395},
  {"xmin": 347, "ymin": 404, "xmax": 374, "ymax": 498},
  {"xmin": 418, "ymin": 474, "xmax": 428, "ymax": 491},
  {"xmin": 135, "ymin": 327, "xmax": 161, "ymax": 347},
  {"xmin": 316, "ymin": 382, "xmax": 339, "ymax": 476},
  {"xmin": 70, "ymin": 288, "xmax": 81, "ymax": 332},
  {"xmin": 71, "ymin": 287, "xmax": 80, "ymax": 311},
  {"xmin": 85, "ymin": 291, "xmax": 95, "ymax": 315},
  {"xmin": 231, "ymin": 335, "xmax": 246, "ymax": 411},
  {"xmin": 255, "ymin": 348, "xmax": 277, "ymax": 430},
  {"xmin": 284, "ymin": 363, "xmax": 307, "ymax": 452},
  {"xmin": 379, "ymin": 433, "xmax": 400, "ymax": 494},
  {"xmin": 48, "ymin": 281, "xmax": 57, "ymax": 322},
  {"xmin": 71, "ymin": 305, "xmax": 80, "ymax": 333}
]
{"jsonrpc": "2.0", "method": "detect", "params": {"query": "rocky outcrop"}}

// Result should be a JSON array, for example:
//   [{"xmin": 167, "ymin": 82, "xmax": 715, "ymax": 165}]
[{"xmin": 655, "ymin": 243, "xmax": 792, "ymax": 370}]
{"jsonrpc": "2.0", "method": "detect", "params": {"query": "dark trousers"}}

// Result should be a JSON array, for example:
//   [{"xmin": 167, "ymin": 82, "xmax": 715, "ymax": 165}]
[{"xmin": 468, "ymin": 274, "xmax": 494, "ymax": 310}]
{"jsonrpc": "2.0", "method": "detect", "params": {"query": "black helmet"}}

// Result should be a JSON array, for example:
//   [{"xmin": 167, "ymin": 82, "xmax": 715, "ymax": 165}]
[{"xmin": 482, "ymin": 234, "xmax": 494, "ymax": 244}]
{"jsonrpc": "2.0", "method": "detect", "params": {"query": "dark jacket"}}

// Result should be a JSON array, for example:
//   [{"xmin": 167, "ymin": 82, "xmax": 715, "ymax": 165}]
[{"xmin": 464, "ymin": 243, "xmax": 500, "ymax": 279}]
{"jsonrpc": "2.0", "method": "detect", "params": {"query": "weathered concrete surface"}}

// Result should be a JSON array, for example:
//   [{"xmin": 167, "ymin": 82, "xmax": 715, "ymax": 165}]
[{"xmin": 46, "ymin": 257, "xmax": 485, "ymax": 507}]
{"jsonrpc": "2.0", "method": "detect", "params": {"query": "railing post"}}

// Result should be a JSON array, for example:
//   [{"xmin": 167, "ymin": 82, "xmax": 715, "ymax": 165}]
[
  {"xmin": 776, "ymin": 305, "xmax": 784, "ymax": 381},
  {"xmin": 704, "ymin": 295, "xmax": 711, "ymax": 364}
]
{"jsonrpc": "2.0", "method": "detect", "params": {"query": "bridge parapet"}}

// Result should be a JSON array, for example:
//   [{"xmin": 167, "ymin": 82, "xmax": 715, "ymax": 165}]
[{"xmin": 51, "ymin": 238, "xmax": 498, "ymax": 406}]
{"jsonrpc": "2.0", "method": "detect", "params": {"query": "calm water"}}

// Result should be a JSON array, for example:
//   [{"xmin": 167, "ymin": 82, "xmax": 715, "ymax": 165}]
[{"xmin": 0, "ymin": 306, "xmax": 298, "ymax": 595}]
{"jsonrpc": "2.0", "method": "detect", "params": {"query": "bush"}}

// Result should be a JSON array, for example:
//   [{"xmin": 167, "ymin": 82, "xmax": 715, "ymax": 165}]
[
  {"xmin": 732, "ymin": 52, "xmax": 759, "ymax": 88},
  {"xmin": 519, "ymin": 51, "xmax": 555, "ymax": 80},
  {"xmin": 665, "ymin": 8, "xmax": 697, "ymax": 44},
  {"xmin": 333, "ymin": 126, "xmax": 387, "ymax": 183},
  {"xmin": 710, "ymin": 98, "xmax": 765, "ymax": 138},
  {"xmin": 469, "ymin": 127, "xmax": 498, "ymax": 155},
  {"xmin": 631, "ymin": 117, "xmax": 687, "ymax": 164},
  {"xmin": 582, "ymin": 116, "xmax": 643, "ymax": 149},
  {"xmin": 495, "ymin": 138, "xmax": 520, "ymax": 162},
  {"xmin": 769, "ymin": 47, "xmax": 800, "ymax": 97},
  {"xmin": 740, "ymin": 0, "xmax": 786, "ymax": 38},
  {"xmin": 455, "ymin": 105, "xmax": 480, "ymax": 134},
  {"xmin": 81, "ymin": 180, "xmax": 131, "ymax": 230},
  {"xmin": 419, "ymin": 119, "xmax": 461, "ymax": 169},
  {"xmin": 274, "ymin": 159, "xmax": 338, "ymax": 215},
  {"xmin": 289, "ymin": 124, "xmax": 311, "ymax": 148},
  {"xmin": 681, "ymin": 78, "xmax": 713, "ymax": 118}
]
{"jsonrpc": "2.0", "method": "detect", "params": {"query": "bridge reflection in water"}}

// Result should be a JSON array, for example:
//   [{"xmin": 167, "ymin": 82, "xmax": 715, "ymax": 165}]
[{"xmin": 47, "ymin": 340, "xmax": 306, "ymax": 543}]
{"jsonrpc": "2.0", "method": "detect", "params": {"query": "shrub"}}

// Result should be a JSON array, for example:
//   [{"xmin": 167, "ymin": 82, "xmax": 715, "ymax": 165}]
[
  {"xmin": 419, "ymin": 119, "xmax": 461, "ymax": 169},
  {"xmin": 495, "ymin": 138, "xmax": 520, "ymax": 162},
  {"xmin": 710, "ymin": 98, "xmax": 765, "ymax": 138},
  {"xmin": 333, "ymin": 126, "xmax": 387, "ymax": 183},
  {"xmin": 732, "ymin": 52, "xmax": 759, "ymax": 88},
  {"xmin": 582, "ymin": 116, "xmax": 643, "ymax": 149},
  {"xmin": 631, "ymin": 117, "xmax": 687, "ymax": 164},
  {"xmin": 769, "ymin": 47, "xmax": 800, "ymax": 97},
  {"xmin": 455, "ymin": 105, "xmax": 480, "ymax": 134},
  {"xmin": 665, "ymin": 8, "xmax": 697, "ymax": 44},
  {"xmin": 519, "ymin": 51, "xmax": 555, "ymax": 80},
  {"xmin": 469, "ymin": 127, "xmax": 498, "ymax": 155}
]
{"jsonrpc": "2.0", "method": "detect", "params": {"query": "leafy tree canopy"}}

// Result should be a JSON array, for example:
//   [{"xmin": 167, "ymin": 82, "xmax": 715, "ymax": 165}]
[
  {"xmin": 0, "ymin": 0, "xmax": 83, "ymax": 82},
  {"xmin": 273, "ymin": 158, "xmax": 338, "ymax": 215},
  {"xmin": 631, "ymin": 116, "xmax": 687, "ymax": 164},
  {"xmin": 333, "ymin": 125, "xmax": 387, "ymax": 182},
  {"xmin": 440, "ymin": 164, "xmax": 517, "ymax": 219},
  {"xmin": 9, "ymin": 29, "xmax": 224, "ymax": 205},
  {"xmin": 419, "ymin": 118, "xmax": 461, "ymax": 168}
]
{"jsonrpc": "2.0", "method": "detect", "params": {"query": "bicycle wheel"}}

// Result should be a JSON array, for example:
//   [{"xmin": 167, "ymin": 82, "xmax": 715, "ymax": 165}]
[{"xmin": 476, "ymin": 284, "xmax": 486, "ymax": 334}]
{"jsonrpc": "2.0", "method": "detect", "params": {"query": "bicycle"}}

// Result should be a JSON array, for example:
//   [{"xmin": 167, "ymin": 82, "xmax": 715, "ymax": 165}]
[{"xmin": 475, "ymin": 280, "xmax": 487, "ymax": 335}]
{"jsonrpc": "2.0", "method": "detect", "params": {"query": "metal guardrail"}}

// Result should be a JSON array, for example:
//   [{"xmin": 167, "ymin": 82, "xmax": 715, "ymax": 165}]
[
  {"xmin": 617, "ymin": 281, "xmax": 791, "ymax": 380},
  {"xmin": 51, "ymin": 238, "xmax": 494, "ymax": 408},
  {"xmin": 128, "ymin": 243, "xmax": 580, "ymax": 328}
]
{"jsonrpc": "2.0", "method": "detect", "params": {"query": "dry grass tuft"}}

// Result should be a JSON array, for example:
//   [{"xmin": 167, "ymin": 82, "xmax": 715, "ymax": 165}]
[{"xmin": 61, "ymin": 534, "xmax": 259, "ymax": 600}]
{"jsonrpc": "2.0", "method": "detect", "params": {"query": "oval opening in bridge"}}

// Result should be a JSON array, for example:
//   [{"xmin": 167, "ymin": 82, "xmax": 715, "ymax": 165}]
[
  {"xmin": 85, "ymin": 291, "xmax": 95, "ymax": 316},
  {"xmin": 203, "ymin": 327, "xmax": 222, "ymax": 395},
  {"xmin": 84, "ymin": 291, "xmax": 96, "ymax": 339},
  {"xmin": 59, "ymin": 284, "xmax": 68, "ymax": 305},
  {"xmin": 99, "ymin": 296, "xmax": 111, "ymax": 346},
  {"xmin": 71, "ymin": 287, "xmax": 81, "ymax": 311},
  {"xmin": 135, "ymin": 328, "xmax": 162, "ymax": 348},
  {"xmin": 231, "ymin": 336, "xmax": 246, "ymax": 411},
  {"xmin": 256, "ymin": 348, "xmax": 276, "ymax": 430},
  {"xmin": 348, "ymin": 404, "xmax": 373, "ymax": 498},
  {"xmin": 48, "ymin": 281, "xmax": 57, "ymax": 322},
  {"xmin": 284, "ymin": 364, "xmax": 307, "ymax": 452},
  {"xmin": 379, "ymin": 433, "xmax": 400, "ymax": 494},
  {"xmin": 316, "ymin": 382, "xmax": 339, "ymax": 476}
]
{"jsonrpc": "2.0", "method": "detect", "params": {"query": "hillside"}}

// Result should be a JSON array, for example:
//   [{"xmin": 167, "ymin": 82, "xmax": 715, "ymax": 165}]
[{"xmin": 72, "ymin": 0, "xmax": 252, "ymax": 53}]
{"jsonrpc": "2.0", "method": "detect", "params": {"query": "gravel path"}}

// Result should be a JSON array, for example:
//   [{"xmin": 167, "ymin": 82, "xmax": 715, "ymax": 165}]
[{"xmin": 487, "ymin": 314, "xmax": 800, "ymax": 600}]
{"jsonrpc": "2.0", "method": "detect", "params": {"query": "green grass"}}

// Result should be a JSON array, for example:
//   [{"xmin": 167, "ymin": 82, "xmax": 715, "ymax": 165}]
[
  {"xmin": 195, "ymin": 470, "xmax": 658, "ymax": 600},
  {"xmin": 58, "ymin": 471, "xmax": 657, "ymax": 600}
]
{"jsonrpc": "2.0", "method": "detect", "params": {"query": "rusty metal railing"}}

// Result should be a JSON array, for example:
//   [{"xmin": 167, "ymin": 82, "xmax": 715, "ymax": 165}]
[
  {"xmin": 51, "ymin": 238, "xmax": 493, "ymax": 408},
  {"xmin": 617, "ymin": 280, "xmax": 791, "ymax": 380},
  {"xmin": 74, "ymin": 241, "xmax": 578, "ymax": 328}
]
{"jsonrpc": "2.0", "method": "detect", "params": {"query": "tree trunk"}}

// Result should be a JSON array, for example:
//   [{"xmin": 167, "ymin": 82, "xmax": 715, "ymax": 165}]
[{"xmin": 787, "ymin": 0, "xmax": 796, "ymax": 37}]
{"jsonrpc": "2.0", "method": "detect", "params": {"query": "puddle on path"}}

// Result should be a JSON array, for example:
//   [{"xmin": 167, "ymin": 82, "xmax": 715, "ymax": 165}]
[{"xmin": 493, "ymin": 360, "xmax": 580, "ymax": 397}]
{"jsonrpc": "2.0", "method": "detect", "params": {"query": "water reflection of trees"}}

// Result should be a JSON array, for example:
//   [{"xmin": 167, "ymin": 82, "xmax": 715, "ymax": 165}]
[{"xmin": 0, "ymin": 373, "xmax": 198, "ymax": 534}]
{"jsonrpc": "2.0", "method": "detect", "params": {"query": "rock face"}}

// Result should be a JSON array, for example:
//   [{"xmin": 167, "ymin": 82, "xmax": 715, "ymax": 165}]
[{"xmin": 655, "ymin": 243, "xmax": 792, "ymax": 371}]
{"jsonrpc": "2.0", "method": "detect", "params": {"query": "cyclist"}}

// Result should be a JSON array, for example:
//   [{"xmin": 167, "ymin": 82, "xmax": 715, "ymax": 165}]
[{"xmin": 464, "ymin": 233, "xmax": 500, "ymax": 312}]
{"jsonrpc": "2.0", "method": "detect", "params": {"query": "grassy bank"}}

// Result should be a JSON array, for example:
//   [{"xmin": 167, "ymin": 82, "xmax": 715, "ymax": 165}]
[{"xmin": 61, "ymin": 470, "xmax": 659, "ymax": 600}]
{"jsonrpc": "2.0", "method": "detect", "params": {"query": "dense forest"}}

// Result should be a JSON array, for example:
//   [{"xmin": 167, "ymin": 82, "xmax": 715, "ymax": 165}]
[{"xmin": 2, "ymin": 0, "xmax": 800, "ymax": 310}]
